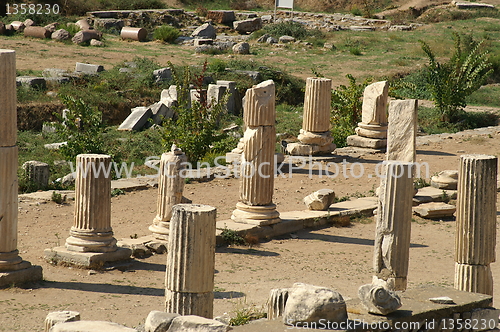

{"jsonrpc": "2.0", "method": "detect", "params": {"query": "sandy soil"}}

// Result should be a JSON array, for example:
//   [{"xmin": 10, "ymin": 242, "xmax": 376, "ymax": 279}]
[{"xmin": 0, "ymin": 124, "xmax": 499, "ymax": 331}]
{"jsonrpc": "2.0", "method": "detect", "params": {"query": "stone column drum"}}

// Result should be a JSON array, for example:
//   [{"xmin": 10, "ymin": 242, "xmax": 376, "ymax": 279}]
[
  {"xmin": 65, "ymin": 154, "xmax": 117, "ymax": 252},
  {"xmin": 373, "ymin": 161, "xmax": 414, "ymax": 291},
  {"xmin": 455, "ymin": 154, "xmax": 497, "ymax": 295},
  {"xmin": 231, "ymin": 80, "xmax": 280, "ymax": 226},
  {"xmin": 286, "ymin": 77, "xmax": 336, "ymax": 155},
  {"xmin": 150, "ymin": 145, "xmax": 187, "ymax": 241},
  {"xmin": 165, "ymin": 204, "xmax": 217, "ymax": 318},
  {"xmin": 0, "ymin": 49, "xmax": 42, "ymax": 287},
  {"xmin": 347, "ymin": 81, "xmax": 389, "ymax": 149}
]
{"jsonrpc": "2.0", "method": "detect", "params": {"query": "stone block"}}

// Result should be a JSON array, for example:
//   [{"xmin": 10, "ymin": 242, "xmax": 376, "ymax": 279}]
[
  {"xmin": 470, "ymin": 308, "xmax": 500, "ymax": 331},
  {"xmin": 167, "ymin": 316, "xmax": 229, "ymax": 332},
  {"xmin": 153, "ymin": 67, "xmax": 172, "ymax": 83},
  {"xmin": 347, "ymin": 135, "xmax": 387, "ymax": 149},
  {"xmin": 233, "ymin": 17, "xmax": 262, "ymax": 34},
  {"xmin": 0, "ymin": 264, "xmax": 43, "ymax": 288},
  {"xmin": 72, "ymin": 30, "xmax": 102, "ymax": 44},
  {"xmin": 279, "ymin": 35, "xmax": 295, "ymax": 43},
  {"xmin": 94, "ymin": 18, "xmax": 125, "ymax": 30},
  {"xmin": 49, "ymin": 321, "xmax": 138, "ymax": 332},
  {"xmin": 52, "ymin": 29, "xmax": 71, "ymax": 40},
  {"xmin": 283, "ymin": 283, "xmax": 347, "ymax": 325},
  {"xmin": 387, "ymin": 99, "xmax": 418, "ymax": 162},
  {"xmin": 22, "ymin": 160, "xmax": 50, "ymax": 189},
  {"xmin": 232, "ymin": 42, "xmax": 250, "ymax": 54},
  {"xmin": 45, "ymin": 311, "xmax": 80, "ymax": 332},
  {"xmin": 358, "ymin": 284, "xmax": 401, "ymax": 315},
  {"xmin": 413, "ymin": 186, "xmax": 457, "ymax": 204},
  {"xmin": 285, "ymin": 142, "xmax": 336, "ymax": 156},
  {"xmin": 216, "ymin": 80, "xmax": 239, "ymax": 114},
  {"xmin": 90, "ymin": 39, "xmax": 104, "ymax": 47},
  {"xmin": 145, "ymin": 311, "xmax": 179, "ymax": 332},
  {"xmin": 431, "ymin": 170, "xmax": 458, "ymax": 190},
  {"xmin": 24, "ymin": 26, "xmax": 51, "ymax": 38},
  {"xmin": 16, "ymin": 76, "xmax": 47, "ymax": 89},
  {"xmin": 303, "ymin": 189, "xmax": 335, "ymax": 211},
  {"xmin": 118, "ymin": 107, "xmax": 153, "ymax": 131},
  {"xmin": 413, "ymin": 202, "xmax": 456, "ymax": 219},
  {"xmin": 75, "ymin": 62, "xmax": 104, "ymax": 74},
  {"xmin": 191, "ymin": 23, "xmax": 216, "ymax": 39},
  {"xmin": 150, "ymin": 102, "xmax": 174, "ymax": 125},
  {"xmin": 207, "ymin": 10, "xmax": 236, "ymax": 24},
  {"xmin": 44, "ymin": 247, "xmax": 132, "ymax": 269},
  {"xmin": 193, "ymin": 39, "xmax": 213, "ymax": 47}
]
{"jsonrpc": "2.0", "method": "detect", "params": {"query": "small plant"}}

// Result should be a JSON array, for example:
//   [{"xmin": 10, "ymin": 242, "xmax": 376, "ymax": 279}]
[
  {"xmin": 51, "ymin": 191, "xmax": 64, "ymax": 204},
  {"xmin": 130, "ymin": 234, "xmax": 138, "ymax": 239},
  {"xmin": 111, "ymin": 188, "xmax": 125, "ymax": 197},
  {"xmin": 414, "ymin": 178, "xmax": 430, "ymax": 189},
  {"xmin": 349, "ymin": 47, "xmax": 362, "ymax": 56},
  {"xmin": 440, "ymin": 190, "xmax": 450, "ymax": 203},
  {"xmin": 220, "ymin": 227, "xmax": 245, "ymax": 246},
  {"xmin": 153, "ymin": 25, "xmax": 180, "ymax": 43},
  {"xmin": 229, "ymin": 305, "xmax": 266, "ymax": 326}
]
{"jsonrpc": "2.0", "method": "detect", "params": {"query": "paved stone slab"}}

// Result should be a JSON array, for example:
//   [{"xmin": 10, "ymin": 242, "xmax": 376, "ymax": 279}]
[
  {"xmin": 44, "ymin": 247, "xmax": 132, "ymax": 269},
  {"xmin": 75, "ymin": 62, "xmax": 104, "ymax": 74},
  {"xmin": 413, "ymin": 202, "xmax": 456, "ymax": 219},
  {"xmin": 413, "ymin": 186, "xmax": 457, "ymax": 204},
  {"xmin": 19, "ymin": 190, "xmax": 75, "ymax": 201},
  {"xmin": 50, "ymin": 321, "xmax": 137, "ymax": 331},
  {"xmin": 111, "ymin": 178, "xmax": 151, "ymax": 191}
]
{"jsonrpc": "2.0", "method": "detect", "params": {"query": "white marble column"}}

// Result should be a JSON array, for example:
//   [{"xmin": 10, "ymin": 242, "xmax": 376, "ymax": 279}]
[
  {"xmin": 454, "ymin": 154, "xmax": 497, "ymax": 295},
  {"xmin": 373, "ymin": 161, "xmax": 414, "ymax": 291},
  {"xmin": 231, "ymin": 80, "xmax": 280, "ymax": 226},
  {"xmin": 165, "ymin": 204, "xmax": 216, "ymax": 318},
  {"xmin": 150, "ymin": 145, "xmax": 187, "ymax": 241},
  {"xmin": 0, "ymin": 49, "xmax": 42, "ymax": 286},
  {"xmin": 65, "ymin": 154, "xmax": 117, "ymax": 253},
  {"xmin": 286, "ymin": 77, "xmax": 336, "ymax": 155},
  {"xmin": 347, "ymin": 81, "xmax": 389, "ymax": 149}
]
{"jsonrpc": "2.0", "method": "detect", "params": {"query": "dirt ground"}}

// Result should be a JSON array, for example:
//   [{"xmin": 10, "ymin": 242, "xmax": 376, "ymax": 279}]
[{"xmin": 0, "ymin": 123, "xmax": 499, "ymax": 331}]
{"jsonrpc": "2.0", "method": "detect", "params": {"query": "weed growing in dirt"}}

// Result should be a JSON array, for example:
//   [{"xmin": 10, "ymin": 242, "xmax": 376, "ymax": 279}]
[
  {"xmin": 220, "ymin": 227, "xmax": 245, "ymax": 246},
  {"xmin": 229, "ymin": 305, "xmax": 266, "ymax": 326},
  {"xmin": 153, "ymin": 25, "xmax": 180, "ymax": 43},
  {"xmin": 51, "ymin": 191, "xmax": 65, "ymax": 204}
]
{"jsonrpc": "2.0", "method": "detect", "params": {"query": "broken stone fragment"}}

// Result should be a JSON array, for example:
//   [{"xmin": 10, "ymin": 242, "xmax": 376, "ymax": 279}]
[
  {"xmin": 303, "ymin": 189, "xmax": 335, "ymax": 211},
  {"xmin": 431, "ymin": 170, "xmax": 459, "ymax": 190},
  {"xmin": 283, "ymin": 283, "xmax": 347, "ymax": 324},
  {"xmin": 429, "ymin": 296, "xmax": 454, "ymax": 304},
  {"xmin": 358, "ymin": 284, "xmax": 402, "ymax": 315}
]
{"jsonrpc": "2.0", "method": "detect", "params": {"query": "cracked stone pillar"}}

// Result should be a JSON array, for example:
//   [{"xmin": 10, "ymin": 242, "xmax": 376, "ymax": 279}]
[
  {"xmin": 347, "ymin": 81, "xmax": 389, "ymax": 149},
  {"xmin": 286, "ymin": 77, "xmax": 336, "ymax": 155},
  {"xmin": 0, "ymin": 49, "xmax": 43, "ymax": 287},
  {"xmin": 231, "ymin": 80, "xmax": 280, "ymax": 226},
  {"xmin": 45, "ymin": 154, "xmax": 131, "ymax": 267},
  {"xmin": 454, "ymin": 154, "xmax": 497, "ymax": 295},
  {"xmin": 150, "ymin": 145, "xmax": 187, "ymax": 241},
  {"xmin": 373, "ymin": 161, "xmax": 414, "ymax": 291},
  {"xmin": 165, "ymin": 204, "xmax": 216, "ymax": 318}
]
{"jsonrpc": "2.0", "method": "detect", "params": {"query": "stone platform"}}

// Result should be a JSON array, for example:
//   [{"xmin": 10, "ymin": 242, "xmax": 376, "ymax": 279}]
[
  {"xmin": 0, "ymin": 264, "xmax": 43, "ymax": 288},
  {"xmin": 44, "ymin": 247, "xmax": 132, "ymax": 269},
  {"xmin": 233, "ymin": 285, "xmax": 497, "ymax": 331}
]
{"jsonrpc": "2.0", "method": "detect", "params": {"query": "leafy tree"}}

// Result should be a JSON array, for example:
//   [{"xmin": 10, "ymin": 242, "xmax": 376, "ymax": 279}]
[
  {"xmin": 330, "ymin": 74, "xmax": 371, "ymax": 148},
  {"xmin": 419, "ymin": 33, "xmax": 492, "ymax": 122},
  {"xmin": 161, "ymin": 61, "xmax": 232, "ymax": 165},
  {"xmin": 54, "ymin": 95, "xmax": 105, "ymax": 161}
]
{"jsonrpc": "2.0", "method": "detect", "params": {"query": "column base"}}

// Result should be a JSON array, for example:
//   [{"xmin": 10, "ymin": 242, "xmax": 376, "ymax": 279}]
[
  {"xmin": 454, "ymin": 263, "xmax": 493, "ymax": 296},
  {"xmin": 297, "ymin": 130, "xmax": 333, "ymax": 146},
  {"xmin": 231, "ymin": 202, "xmax": 281, "ymax": 226},
  {"xmin": 356, "ymin": 123, "xmax": 387, "ymax": 138},
  {"xmin": 149, "ymin": 218, "xmax": 170, "ymax": 241},
  {"xmin": 44, "ymin": 246, "xmax": 132, "ymax": 269},
  {"xmin": 285, "ymin": 142, "xmax": 336, "ymax": 156},
  {"xmin": 165, "ymin": 289, "xmax": 214, "ymax": 319},
  {"xmin": 347, "ymin": 135, "xmax": 387, "ymax": 149},
  {"xmin": 0, "ymin": 263, "xmax": 43, "ymax": 288},
  {"xmin": 65, "ymin": 230, "xmax": 117, "ymax": 253}
]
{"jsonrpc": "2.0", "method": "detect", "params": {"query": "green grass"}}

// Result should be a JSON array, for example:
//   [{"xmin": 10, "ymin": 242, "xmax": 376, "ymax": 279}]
[
  {"xmin": 417, "ymin": 106, "xmax": 498, "ymax": 134},
  {"xmin": 467, "ymin": 84, "xmax": 500, "ymax": 107}
]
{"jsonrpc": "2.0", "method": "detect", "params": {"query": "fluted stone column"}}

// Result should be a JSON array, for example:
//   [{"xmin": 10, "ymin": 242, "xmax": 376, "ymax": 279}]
[
  {"xmin": 454, "ymin": 154, "xmax": 497, "ymax": 295},
  {"xmin": 347, "ymin": 81, "xmax": 389, "ymax": 149},
  {"xmin": 65, "ymin": 154, "xmax": 116, "ymax": 252},
  {"xmin": 231, "ymin": 80, "xmax": 280, "ymax": 226},
  {"xmin": 150, "ymin": 145, "xmax": 187, "ymax": 241},
  {"xmin": 165, "ymin": 204, "xmax": 216, "ymax": 318},
  {"xmin": 373, "ymin": 161, "xmax": 414, "ymax": 291},
  {"xmin": 45, "ymin": 154, "xmax": 131, "ymax": 267},
  {"xmin": 0, "ymin": 49, "xmax": 42, "ymax": 287},
  {"xmin": 286, "ymin": 77, "xmax": 336, "ymax": 155}
]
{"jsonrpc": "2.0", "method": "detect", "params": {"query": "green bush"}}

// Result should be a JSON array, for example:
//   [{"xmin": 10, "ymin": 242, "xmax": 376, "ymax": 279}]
[
  {"xmin": 153, "ymin": 25, "xmax": 180, "ymax": 43},
  {"xmin": 54, "ymin": 95, "xmax": 106, "ymax": 161},
  {"xmin": 262, "ymin": 21, "xmax": 324, "ymax": 41},
  {"xmin": 161, "ymin": 61, "xmax": 234, "ymax": 165},
  {"xmin": 330, "ymin": 74, "xmax": 371, "ymax": 148},
  {"xmin": 419, "ymin": 33, "xmax": 493, "ymax": 122}
]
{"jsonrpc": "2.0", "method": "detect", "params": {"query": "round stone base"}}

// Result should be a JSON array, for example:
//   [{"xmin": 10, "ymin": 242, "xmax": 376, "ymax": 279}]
[
  {"xmin": 286, "ymin": 142, "xmax": 336, "ymax": 156},
  {"xmin": 298, "ymin": 129, "xmax": 333, "ymax": 146},
  {"xmin": 372, "ymin": 275, "xmax": 407, "ymax": 291},
  {"xmin": 65, "ymin": 230, "xmax": 117, "ymax": 253},
  {"xmin": 149, "ymin": 218, "xmax": 170, "ymax": 241},
  {"xmin": 231, "ymin": 202, "xmax": 281, "ymax": 226},
  {"xmin": 0, "ymin": 250, "xmax": 25, "ymax": 271},
  {"xmin": 356, "ymin": 123, "xmax": 387, "ymax": 139}
]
